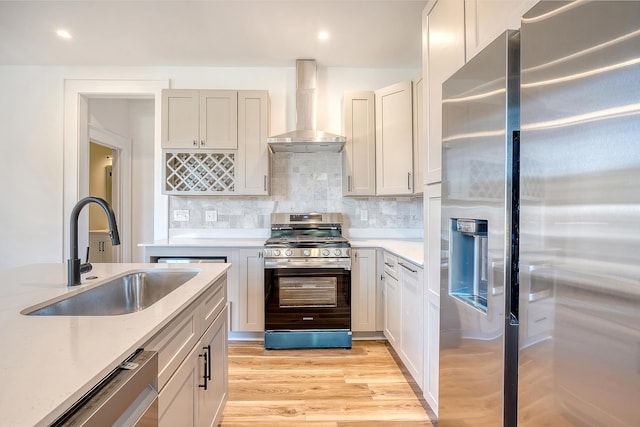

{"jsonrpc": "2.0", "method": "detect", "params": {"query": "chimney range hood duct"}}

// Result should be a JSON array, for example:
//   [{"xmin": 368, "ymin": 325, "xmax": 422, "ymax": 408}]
[{"xmin": 267, "ymin": 59, "xmax": 346, "ymax": 153}]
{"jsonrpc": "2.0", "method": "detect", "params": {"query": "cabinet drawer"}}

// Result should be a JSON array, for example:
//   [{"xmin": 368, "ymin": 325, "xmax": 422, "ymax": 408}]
[
  {"xmin": 398, "ymin": 259, "xmax": 421, "ymax": 283},
  {"xmin": 201, "ymin": 277, "xmax": 227, "ymax": 331},
  {"xmin": 147, "ymin": 303, "xmax": 200, "ymax": 391},
  {"xmin": 383, "ymin": 253, "xmax": 398, "ymax": 278}
]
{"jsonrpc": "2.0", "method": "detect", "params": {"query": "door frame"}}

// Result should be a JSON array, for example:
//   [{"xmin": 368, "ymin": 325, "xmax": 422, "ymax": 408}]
[{"xmin": 63, "ymin": 79, "xmax": 169, "ymax": 263}]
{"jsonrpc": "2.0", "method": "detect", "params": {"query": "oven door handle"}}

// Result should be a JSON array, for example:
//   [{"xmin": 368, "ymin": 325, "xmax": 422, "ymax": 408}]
[{"xmin": 264, "ymin": 259, "xmax": 351, "ymax": 270}]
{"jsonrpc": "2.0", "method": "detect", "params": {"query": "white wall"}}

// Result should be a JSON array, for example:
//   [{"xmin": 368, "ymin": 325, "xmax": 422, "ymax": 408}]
[
  {"xmin": 0, "ymin": 67, "xmax": 65, "ymax": 268},
  {"xmin": 129, "ymin": 100, "xmax": 155, "ymax": 263},
  {"xmin": 0, "ymin": 65, "xmax": 418, "ymax": 269}
]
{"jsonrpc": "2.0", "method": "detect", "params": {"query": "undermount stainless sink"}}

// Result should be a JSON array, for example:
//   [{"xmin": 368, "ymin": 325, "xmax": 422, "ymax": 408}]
[{"xmin": 23, "ymin": 269, "xmax": 199, "ymax": 316}]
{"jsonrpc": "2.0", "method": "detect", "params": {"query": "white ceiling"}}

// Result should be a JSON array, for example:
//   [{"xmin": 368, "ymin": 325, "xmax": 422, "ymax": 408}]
[{"xmin": 0, "ymin": 0, "xmax": 427, "ymax": 68}]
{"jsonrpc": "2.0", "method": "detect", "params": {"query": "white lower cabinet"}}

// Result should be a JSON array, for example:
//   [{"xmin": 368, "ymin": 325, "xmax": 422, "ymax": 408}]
[
  {"xmin": 383, "ymin": 253, "xmax": 401, "ymax": 348},
  {"xmin": 147, "ymin": 276, "xmax": 228, "ymax": 427},
  {"xmin": 351, "ymin": 248, "xmax": 378, "ymax": 332},
  {"xmin": 159, "ymin": 305, "xmax": 228, "ymax": 427},
  {"xmin": 233, "ymin": 249, "xmax": 264, "ymax": 332},
  {"xmin": 159, "ymin": 345, "xmax": 198, "ymax": 426},
  {"xmin": 399, "ymin": 260, "xmax": 424, "ymax": 389},
  {"xmin": 383, "ymin": 252, "xmax": 424, "ymax": 387},
  {"xmin": 196, "ymin": 306, "xmax": 228, "ymax": 427},
  {"xmin": 88, "ymin": 231, "xmax": 113, "ymax": 263}
]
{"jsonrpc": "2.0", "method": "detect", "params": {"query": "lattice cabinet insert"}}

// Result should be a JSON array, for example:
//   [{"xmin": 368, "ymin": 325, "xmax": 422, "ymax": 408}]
[{"xmin": 164, "ymin": 150, "xmax": 235, "ymax": 194}]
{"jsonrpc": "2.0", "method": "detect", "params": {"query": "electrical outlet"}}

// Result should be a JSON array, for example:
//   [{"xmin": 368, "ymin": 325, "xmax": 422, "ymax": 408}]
[
  {"xmin": 173, "ymin": 209, "xmax": 190, "ymax": 222},
  {"xmin": 205, "ymin": 210, "xmax": 218, "ymax": 222},
  {"xmin": 360, "ymin": 209, "xmax": 368, "ymax": 221}
]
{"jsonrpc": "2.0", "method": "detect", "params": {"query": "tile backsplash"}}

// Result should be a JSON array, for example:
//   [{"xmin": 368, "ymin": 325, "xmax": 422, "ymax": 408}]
[{"xmin": 169, "ymin": 152, "xmax": 423, "ymax": 236}]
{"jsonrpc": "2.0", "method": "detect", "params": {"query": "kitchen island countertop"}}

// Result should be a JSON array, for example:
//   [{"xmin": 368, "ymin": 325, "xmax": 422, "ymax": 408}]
[{"xmin": 0, "ymin": 262, "xmax": 230, "ymax": 426}]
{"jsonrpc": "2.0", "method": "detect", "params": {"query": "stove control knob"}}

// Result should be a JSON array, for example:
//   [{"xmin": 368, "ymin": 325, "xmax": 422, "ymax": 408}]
[
  {"xmin": 322, "ymin": 249, "xmax": 330, "ymax": 257},
  {"xmin": 334, "ymin": 249, "xmax": 342, "ymax": 256},
  {"xmin": 273, "ymin": 249, "xmax": 281, "ymax": 257},
  {"xmin": 285, "ymin": 249, "xmax": 293, "ymax": 257},
  {"xmin": 303, "ymin": 249, "xmax": 311, "ymax": 256}
]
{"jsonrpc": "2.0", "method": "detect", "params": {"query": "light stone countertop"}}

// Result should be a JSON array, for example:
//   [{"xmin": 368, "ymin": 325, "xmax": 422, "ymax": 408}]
[
  {"xmin": 0, "ymin": 262, "xmax": 230, "ymax": 427},
  {"xmin": 143, "ymin": 238, "xmax": 424, "ymax": 267},
  {"xmin": 350, "ymin": 239, "xmax": 424, "ymax": 267}
]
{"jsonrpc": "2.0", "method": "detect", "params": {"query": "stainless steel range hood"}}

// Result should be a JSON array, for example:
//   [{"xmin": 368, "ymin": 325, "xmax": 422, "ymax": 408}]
[{"xmin": 267, "ymin": 59, "xmax": 346, "ymax": 153}]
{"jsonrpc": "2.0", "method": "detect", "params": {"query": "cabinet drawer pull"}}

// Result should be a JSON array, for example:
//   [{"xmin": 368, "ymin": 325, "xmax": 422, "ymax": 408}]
[
  {"xmin": 205, "ymin": 345, "xmax": 211, "ymax": 380},
  {"xmin": 399, "ymin": 262, "xmax": 418, "ymax": 273},
  {"xmin": 198, "ymin": 345, "xmax": 210, "ymax": 390}
]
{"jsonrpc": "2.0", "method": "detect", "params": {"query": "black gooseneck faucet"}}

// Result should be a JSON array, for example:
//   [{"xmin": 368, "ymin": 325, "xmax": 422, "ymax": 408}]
[{"xmin": 68, "ymin": 196, "xmax": 121, "ymax": 286}]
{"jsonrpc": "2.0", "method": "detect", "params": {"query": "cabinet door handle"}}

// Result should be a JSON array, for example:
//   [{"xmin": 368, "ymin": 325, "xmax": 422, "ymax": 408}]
[
  {"xmin": 200, "ymin": 139, "xmax": 205, "ymax": 147},
  {"xmin": 264, "ymin": 175, "xmax": 267, "ymax": 192},
  {"xmin": 407, "ymin": 172, "xmax": 412, "ymax": 190},
  {"xmin": 205, "ymin": 345, "xmax": 211, "ymax": 380},
  {"xmin": 399, "ymin": 262, "xmax": 418, "ymax": 273},
  {"xmin": 193, "ymin": 139, "xmax": 198, "ymax": 147},
  {"xmin": 348, "ymin": 175, "xmax": 352, "ymax": 192},
  {"xmin": 198, "ymin": 347, "xmax": 209, "ymax": 390}
]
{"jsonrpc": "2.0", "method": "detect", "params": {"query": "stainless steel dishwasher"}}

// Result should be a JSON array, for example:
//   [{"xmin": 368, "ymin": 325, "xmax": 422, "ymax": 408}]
[
  {"xmin": 50, "ymin": 349, "xmax": 158, "ymax": 427},
  {"xmin": 154, "ymin": 256, "xmax": 227, "ymax": 264}
]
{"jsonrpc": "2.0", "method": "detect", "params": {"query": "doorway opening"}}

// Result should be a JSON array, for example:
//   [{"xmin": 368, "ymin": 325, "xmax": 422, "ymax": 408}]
[
  {"xmin": 88, "ymin": 141, "xmax": 118, "ymax": 263},
  {"xmin": 63, "ymin": 79, "xmax": 169, "ymax": 264}
]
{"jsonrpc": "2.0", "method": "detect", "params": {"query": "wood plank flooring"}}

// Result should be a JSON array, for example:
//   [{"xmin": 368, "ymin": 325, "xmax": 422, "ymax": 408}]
[{"xmin": 219, "ymin": 340, "xmax": 436, "ymax": 427}]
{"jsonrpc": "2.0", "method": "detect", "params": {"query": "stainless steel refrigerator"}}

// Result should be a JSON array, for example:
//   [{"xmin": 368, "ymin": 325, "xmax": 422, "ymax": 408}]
[{"xmin": 439, "ymin": 2, "xmax": 640, "ymax": 426}]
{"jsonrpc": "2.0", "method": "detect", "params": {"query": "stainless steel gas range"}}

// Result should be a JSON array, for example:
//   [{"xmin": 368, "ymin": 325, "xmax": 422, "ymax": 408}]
[{"xmin": 263, "ymin": 213, "xmax": 352, "ymax": 349}]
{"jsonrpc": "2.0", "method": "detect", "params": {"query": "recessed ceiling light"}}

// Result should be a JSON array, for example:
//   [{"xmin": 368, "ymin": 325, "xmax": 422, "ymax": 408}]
[
  {"xmin": 318, "ymin": 31, "xmax": 329, "ymax": 41},
  {"xmin": 56, "ymin": 29, "xmax": 72, "ymax": 39}
]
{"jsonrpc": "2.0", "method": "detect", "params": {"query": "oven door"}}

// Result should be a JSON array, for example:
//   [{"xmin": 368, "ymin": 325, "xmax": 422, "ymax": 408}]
[{"xmin": 264, "ymin": 267, "xmax": 351, "ymax": 331}]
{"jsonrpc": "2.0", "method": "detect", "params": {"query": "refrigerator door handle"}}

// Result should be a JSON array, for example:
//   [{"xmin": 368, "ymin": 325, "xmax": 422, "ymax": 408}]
[{"xmin": 508, "ymin": 130, "xmax": 520, "ymax": 323}]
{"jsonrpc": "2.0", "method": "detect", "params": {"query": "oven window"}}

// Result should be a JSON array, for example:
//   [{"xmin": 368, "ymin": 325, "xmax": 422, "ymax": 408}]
[{"xmin": 279, "ymin": 277, "xmax": 337, "ymax": 308}]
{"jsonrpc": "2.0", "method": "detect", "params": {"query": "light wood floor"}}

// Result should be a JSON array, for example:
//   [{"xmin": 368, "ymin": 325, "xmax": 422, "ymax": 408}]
[{"xmin": 219, "ymin": 340, "xmax": 436, "ymax": 427}]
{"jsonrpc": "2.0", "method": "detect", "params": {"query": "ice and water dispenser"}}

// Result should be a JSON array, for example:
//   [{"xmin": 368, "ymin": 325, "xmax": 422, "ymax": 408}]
[{"xmin": 449, "ymin": 218, "xmax": 489, "ymax": 313}]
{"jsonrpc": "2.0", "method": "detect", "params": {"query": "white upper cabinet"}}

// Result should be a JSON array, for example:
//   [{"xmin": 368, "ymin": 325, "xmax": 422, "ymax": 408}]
[
  {"xmin": 375, "ymin": 81, "xmax": 414, "ymax": 196},
  {"xmin": 200, "ymin": 90, "xmax": 238, "ymax": 150},
  {"xmin": 236, "ymin": 91, "xmax": 270, "ymax": 195},
  {"xmin": 464, "ymin": 0, "xmax": 538, "ymax": 61},
  {"xmin": 162, "ymin": 89, "xmax": 237, "ymax": 150},
  {"xmin": 162, "ymin": 90, "xmax": 200, "ymax": 149},
  {"xmin": 161, "ymin": 89, "xmax": 270, "ymax": 196},
  {"xmin": 342, "ymin": 91, "xmax": 376, "ymax": 197},
  {"xmin": 425, "ymin": 0, "xmax": 466, "ymax": 185}
]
